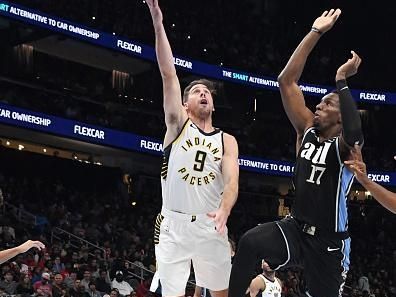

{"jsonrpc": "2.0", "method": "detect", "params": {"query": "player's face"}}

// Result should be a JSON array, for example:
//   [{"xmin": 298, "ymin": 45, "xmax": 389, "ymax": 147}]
[
  {"xmin": 185, "ymin": 84, "xmax": 214, "ymax": 118},
  {"xmin": 261, "ymin": 260, "xmax": 271, "ymax": 272},
  {"xmin": 314, "ymin": 93, "xmax": 341, "ymax": 131}
]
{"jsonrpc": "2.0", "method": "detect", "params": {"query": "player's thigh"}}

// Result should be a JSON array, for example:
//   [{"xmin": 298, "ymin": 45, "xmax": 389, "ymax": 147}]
[
  {"xmin": 154, "ymin": 215, "xmax": 192, "ymax": 296},
  {"xmin": 191, "ymin": 220, "xmax": 231, "ymax": 291},
  {"xmin": 303, "ymin": 236, "xmax": 351, "ymax": 297}
]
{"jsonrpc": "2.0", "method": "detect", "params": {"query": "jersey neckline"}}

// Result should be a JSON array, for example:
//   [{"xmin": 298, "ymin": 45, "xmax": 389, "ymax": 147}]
[{"xmin": 190, "ymin": 120, "xmax": 221, "ymax": 136}]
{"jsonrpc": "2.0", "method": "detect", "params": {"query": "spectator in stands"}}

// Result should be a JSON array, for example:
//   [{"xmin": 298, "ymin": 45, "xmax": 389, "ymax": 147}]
[
  {"xmin": 79, "ymin": 247, "xmax": 90, "ymax": 265},
  {"xmin": 77, "ymin": 283, "xmax": 91, "ymax": 297},
  {"xmin": 358, "ymin": 274, "xmax": 370, "ymax": 295},
  {"xmin": 53, "ymin": 273, "xmax": 66, "ymax": 297},
  {"xmin": 34, "ymin": 272, "xmax": 53, "ymax": 297},
  {"xmin": 53, "ymin": 256, "xmax": 66, "ymax": 274},
  {"xmin": 69, "ymin": 279, "xmax": 81, "ymax": 297},
  {"xmin": 111, "ymin": 271, "xmax": 134, "ymax": 296},
  {"xmin": 16, "ymin": 273, "xmax": 34, "ymax": 296},
  {"xmin": 88, "ymin": 259, "xmax": 100, "ymax": 279},
  {"xmin": 32, "ymin": 266, "xmax": 44, "ymax": 283},
  {"xmin": 64, "ymin": 271, "xmax": 78, "ymax": 289},
  {"xmin": 87, "ymin": 281, "xmax": 102, "ymax": 297},
  {"xmin": 81, "ymin": 270, "xmax": 92, "ymax": 291},
  {"xmin": 110, "ymin": 288, "xmax": 120, "ymax": 297},
  {"xmin": 71, "ymin": 252, "xmax": 80, "ymax": 267},
  {"xmin": 95, "ymin": 270, "xmax": 111, "ymax": 294},
  {"xmin": 0, "ymin": 271, "xmax": 17, "ymax": 294}
]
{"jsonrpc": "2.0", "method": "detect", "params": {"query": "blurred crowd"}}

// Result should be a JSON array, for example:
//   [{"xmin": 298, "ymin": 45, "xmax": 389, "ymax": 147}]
[{"xmin": 0, "ymin": 1, "xmax": 394, "ymax": 171}]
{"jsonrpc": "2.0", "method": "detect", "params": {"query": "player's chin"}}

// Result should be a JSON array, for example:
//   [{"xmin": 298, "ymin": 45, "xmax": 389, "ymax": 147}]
[
  {"xmin": 313, "ymin": 119, "xmax": 320, "ymax": 129},
  {"xmin": 198, "ymin": 108, "xmax": 211, "ymax": 117}
]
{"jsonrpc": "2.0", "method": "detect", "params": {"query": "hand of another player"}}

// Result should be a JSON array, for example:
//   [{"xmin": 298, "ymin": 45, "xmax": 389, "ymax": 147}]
[
  {"xmin": 336, "ymin": 51, "xmax": 362, "ymax": 80},
  {"xmin": 207, "ymin": 207, "xmax": 229, "ymax": 235},
  {"xmin": 18, "ymin": 240, "xmax": 45, "ymax": 253},
  {"xmin": 344, "ymin": 144, "xmax": 369, "ymax": 185},
  {"xmin": 146, "ymin": 0, "xmax": 163, "ymax": 25},
  {"xmin": 312, "ymin": 9, "xmax": 341, "ymax": 34}
]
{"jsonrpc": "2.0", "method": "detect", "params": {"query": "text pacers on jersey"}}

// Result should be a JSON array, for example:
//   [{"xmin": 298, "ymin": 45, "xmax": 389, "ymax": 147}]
[
  {"xmin": 178, "ymin": 168, "xmax": 216, "ymax": 185},
  {"xmin": 178, "ymin": 136, "xmax": 222, "ymax": 185}
]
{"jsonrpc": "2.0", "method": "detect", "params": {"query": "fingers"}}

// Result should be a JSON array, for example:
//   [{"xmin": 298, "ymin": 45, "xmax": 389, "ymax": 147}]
[
  {"xmin": 321, "ymin": 8, "xmax": 341, "ymax": 18},
  {"xmin": 350, "ymin": 50, "xmax": 362, "ymax": 68},
  {"xmin": 327, "ymin": 8, "xmax": 341, "ymax": 20},
  {"xmin": 333, "ymin": 8, "xmax": 342, "ymax": 19},
  {"xmin": 34, "ymin": 241, "xmax": 46, "ymax": 250},
  {"xmin": 207, "ymin": 212, "xmax": 216, "ymax": 218},
  {"xmin": 353, "ymin": 144, "xmax": 363, "ymax": 161},
  {"xmin": 344, "ymin": 160, "xmax": 365, "ymax": 174},
  {"xmin": 216, "ymin": 222, "xmax": 226, "ymax": 234}
]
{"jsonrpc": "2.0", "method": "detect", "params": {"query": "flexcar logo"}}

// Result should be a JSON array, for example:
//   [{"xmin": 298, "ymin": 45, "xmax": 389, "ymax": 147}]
[{"xmin": 360, "ymin": 92, "xmax": 386, "ymax": 102}]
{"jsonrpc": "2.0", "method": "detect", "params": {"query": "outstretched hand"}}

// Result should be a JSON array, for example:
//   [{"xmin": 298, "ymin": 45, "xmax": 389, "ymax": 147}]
[
  {"xmin": 344, "ymin": 144, "xmax": 369, "ymax": 184},
  {"xmin": 146, "ymin": 0, "xmax": 163, "ymax": 25},
  {"xmin": 336, "ymin": 51, "xmax": 362, "ymax": 80},
  {"xmin": 312, "ymin": 9, "xmax": 341, "ymax": 34},
  {"xmin": 18, "ymin": 240, "xmax": 45, "ymax": 253}
]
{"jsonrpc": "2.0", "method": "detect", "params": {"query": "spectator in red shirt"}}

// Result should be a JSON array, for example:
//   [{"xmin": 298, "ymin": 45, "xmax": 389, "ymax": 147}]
[{"xmin": 33, "ymin": 272, "xmax": 53, "ymax": 297}]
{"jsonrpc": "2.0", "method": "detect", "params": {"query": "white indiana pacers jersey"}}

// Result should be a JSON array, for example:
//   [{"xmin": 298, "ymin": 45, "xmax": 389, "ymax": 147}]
[
  {"xmin": 258, "ymin": 275, "xmax": 282, "ymax": 297},
  {"xmin": 161, "ymin": 119, "xmax": 224, "ymax": 214}
]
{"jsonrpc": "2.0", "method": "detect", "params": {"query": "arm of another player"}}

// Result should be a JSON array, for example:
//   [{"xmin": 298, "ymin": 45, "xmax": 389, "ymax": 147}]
[
  {"xmin": 146, "ymin": 0, "xmax": 187, "ymax": 145},
  {"xmin": 0, "ymin": 240, "xmax": 45, "ymax": 264},
  {"xmin": 277, "ymin": 9, "xmax": 341, "ymax": 145},
  {"xmin": 345, "ymin": 145, "xmax": 396, "ymax": 214},
  {"xmin": 207, "ymin": 134, "xmax": 239, "ymax": 234},
  {"xmin": 246, "ymin": 276, "xmax": 266, "ymax": 297}
]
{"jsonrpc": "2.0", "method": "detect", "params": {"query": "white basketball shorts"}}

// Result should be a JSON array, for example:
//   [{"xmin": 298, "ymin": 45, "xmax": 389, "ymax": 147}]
[{"xmin": 150, "ymin": 207, "xmax": 231, "ymax": 296}]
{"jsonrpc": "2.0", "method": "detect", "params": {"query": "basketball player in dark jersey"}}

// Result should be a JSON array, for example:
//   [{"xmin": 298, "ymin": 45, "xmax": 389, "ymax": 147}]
[
  {"xmin": 229, "ymin": 9, "xmax": 364, "ymax": 297},
  {"xmin": 345, "ymin": 145, "xmax": 396, "ymax": 214}
]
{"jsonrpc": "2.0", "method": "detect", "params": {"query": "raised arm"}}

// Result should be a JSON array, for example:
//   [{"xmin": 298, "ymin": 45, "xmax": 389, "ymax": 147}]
[
  {"xmin": 345, "ymin": 145, "xmax": 396, "ymax": 214},
  {"xmin": 278, "ymin": 9, "xmax": 341, "ymax": 143},
  {"xmin": 207, "ymin": 133, "xmax": 239, "ymax": 234},
  {"xmin": 335, "ymin": 51, "xmax": 364, "ymax": 156},
  {"xmin": 0, "ymin": 240, "xmax": 45, "ymax": 264},
  {"xmin": 146, "ymin": 0, "xmax": 187, "ymax": 146}
]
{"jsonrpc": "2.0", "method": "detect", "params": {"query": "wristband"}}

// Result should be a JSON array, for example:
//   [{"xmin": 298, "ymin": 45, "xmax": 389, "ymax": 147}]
[{"xmin": 311, "ymin": 27, "xmax": 322, "ymax": 35}]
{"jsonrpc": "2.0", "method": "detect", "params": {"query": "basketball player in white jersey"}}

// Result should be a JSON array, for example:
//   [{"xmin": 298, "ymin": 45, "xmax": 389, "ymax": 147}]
[
  {"xmin": 247, "ymin": 261, "xmax": 282, "ymax": 297},
  {"xmin": 146, "ymin": 1, "xmax": 239, "ymax": 297}
]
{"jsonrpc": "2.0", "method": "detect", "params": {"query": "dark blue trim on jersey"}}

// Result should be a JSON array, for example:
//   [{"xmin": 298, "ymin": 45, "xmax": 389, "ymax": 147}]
[{"xmin": 337, "ymin": 166, "xmax": 354, "ymax": 232}]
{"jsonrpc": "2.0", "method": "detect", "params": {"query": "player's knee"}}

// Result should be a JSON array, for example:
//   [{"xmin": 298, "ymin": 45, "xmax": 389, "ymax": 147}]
[{"xmin": 238, "ymin": 228, "xmax": 258, "ymax": 252}]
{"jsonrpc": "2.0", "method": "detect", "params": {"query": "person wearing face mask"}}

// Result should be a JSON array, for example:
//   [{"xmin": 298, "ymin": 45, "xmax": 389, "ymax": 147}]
[{"xmin": 110, "ymin": 271, "xmax": 133, "ymax": 297}]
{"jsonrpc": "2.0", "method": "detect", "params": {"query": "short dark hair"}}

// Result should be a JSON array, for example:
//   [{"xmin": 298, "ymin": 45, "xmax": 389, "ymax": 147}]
[{"xmin": 183, "ymin": 79, "xmax": 216, "ymax": 103}]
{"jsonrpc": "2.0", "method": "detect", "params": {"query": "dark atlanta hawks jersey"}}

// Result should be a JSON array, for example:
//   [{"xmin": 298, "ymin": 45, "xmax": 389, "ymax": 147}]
[
  {"xmin": 292, "ymin": 127, "xmax": 354, "ymax": 233},
  {"xmin": 161, "ymin": 119, "xmax": 224, "ymax": 214}
]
